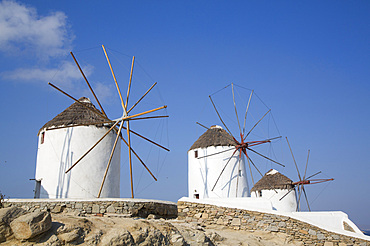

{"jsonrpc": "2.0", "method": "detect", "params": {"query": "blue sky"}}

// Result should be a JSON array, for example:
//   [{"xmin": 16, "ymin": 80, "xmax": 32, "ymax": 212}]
[{"xmin": 0, "ymin": 1, "xmax": 369, "ymax": 229}]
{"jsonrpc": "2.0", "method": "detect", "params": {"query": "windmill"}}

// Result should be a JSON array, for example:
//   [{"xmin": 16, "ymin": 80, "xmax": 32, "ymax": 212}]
[
  {"xmin": 44, "ymin": 45, "xmax": 169, "ymax": 198},
  {"xmin": 188, "ymin": 83, "xmax": 284, "ymax": 199},
  {"xmin": 279, "ymin": 137, "xmax": 334, "ymax": 211}
]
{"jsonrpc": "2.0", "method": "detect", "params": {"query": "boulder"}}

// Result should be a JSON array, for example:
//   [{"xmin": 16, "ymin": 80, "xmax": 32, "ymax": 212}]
[
  {"xmin": 10, "ymin": 210, "xmax": 52, "ymax": 240},
  {"xmin": 0, "ymin": 207, "xmax": 26, "ymax": 238},
  {"xmin": 100, "ymin": 229, "xmax": 135, "ymax": 246}
]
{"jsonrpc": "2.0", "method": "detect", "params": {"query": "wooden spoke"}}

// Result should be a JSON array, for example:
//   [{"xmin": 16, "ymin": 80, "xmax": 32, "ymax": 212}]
[
  {"xmin": 211, "ymin": 149, "xmax": 239, "ymax": 191},
  {"xmin": 244, "ymin": 109, "xmax": 271, "ymax": 139},
  {"xmin": 65, "ymin": 120, "xmax": 120, "ymax": 173},
  {"xmin": 279, "ymin": 188, "xmax": 295, "ymax": 201},
  {"xmin": 231, "ymin": 83, "xmax": 242, "ymax": 134},
  {"xmin": 242, "ymin": 90, "xmax": 253, "ymax": 135},
  {"xmin": 118, "ymin": 134, "xmax": 157, "ymax": 181},
  {"xmin": 127, "ymin": 82, "xmax": 157, "ymax": 114},
  {"xmin": 126, "ymin": 120, "xmax": 134, "ymax": 198},
  {"xmin": 246, "ymin": 147, "xmax": 285, "ymax": 167},
  {"xmin": 70, "ymin": 51, "xmax": 107, "ymax": 117},
  {"xmin": 98, "ymin": 120, "xmax": 124, "ymax": 198},
  {"xmin": 48, "ymin": 83, "xmax": 107, "ymax": 121},
  {"xmin": 305, "ymin": 171, "xmax": 321, "ymax": 180},
  {"xmin": 196, "ymin": 122, "xmax": 209, "ymax": 130},
  {"xmin": 121, "ymin": 125, "xmax": 170, "ymax": 152},
  {"xmin": 302, "ymin": 186, "xmax": 311, "ymax": 211},
  {"xmin": 129, "ymin": 115, "xmax": 168, "ymax": 121},
  {"xmin": 209, "ymin": 95, "xmax": 233, "ymax": 136},
  {"xmin": 102, "ymin": 45, "xmax": 127, "ymax": 114},
  {"xmin": 297, "ymin": 184, "xmax": 303, "ymax": 211},
  {"xmin": 123, "ymin": 105, "xmax": 167, "ymax": 121},
  {"xmin": 286, "ymin": 137, "xmax": 302, "ymax": 181},
  {"xmin": 125, "ymin": 56, "xmax": 135, "ymax": 109},
  {"xmin": 244, "ymin": 152, "xmax": 263, "ymax": 177},
  {"xmin": 303, "ymin": 150, "xmax": 310, "ymax": 180},
  {"xmin": 197, "ymin": 148, "xmax": 235, "ymax": 159},
  {"xmin": 245, "ymin": 153, "xmax": 254, "ymax": 185}
]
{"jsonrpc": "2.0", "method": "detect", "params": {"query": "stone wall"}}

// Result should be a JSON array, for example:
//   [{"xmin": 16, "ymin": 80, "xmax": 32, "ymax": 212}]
[
  {"xmin": 178, "ymin": 201, "xmax": 369, "ymax": 246},
  {"xmin": 3, "ymin": 199, "xmax": 177, "ymax": 219}
]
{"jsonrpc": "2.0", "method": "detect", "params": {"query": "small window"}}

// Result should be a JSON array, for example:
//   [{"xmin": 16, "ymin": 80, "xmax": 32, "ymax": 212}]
[
  {"xmin": 194, "ymin": 150, "xmax": 198, "ymax": 158},
  {"xmin": 259, "ymin": 190, "xmax": 262, "ymax": 197},
  {"xmin": 41, "ymin": 132, "xmax": 45, "ymax": 144}
]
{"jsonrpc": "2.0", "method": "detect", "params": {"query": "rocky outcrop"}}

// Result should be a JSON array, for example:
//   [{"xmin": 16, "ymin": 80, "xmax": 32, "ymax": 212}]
[
  {"xmin": 10, "ymin": 210, "xmax": 52, "ymax": 240},
  {"xmin": 0, "ymin": 207, "xmax": 26, "ymax": 241}
]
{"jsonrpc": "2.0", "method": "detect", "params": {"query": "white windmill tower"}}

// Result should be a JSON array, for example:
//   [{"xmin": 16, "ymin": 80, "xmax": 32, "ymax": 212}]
[
  {"xmin": 188, "ymin": 125, "xmax": 249, "ymax": 199},
  {"xmin": 250, "ymin": 169, "xmax": 297, "ymax": 212},
  {"xmin": 34, "ymin": 45, "xmax": 169, "ymax": 199},
  {"xmin": 188, "ymin": 84, "xmax": 284, "ymax": 200},
  {"xmin": 35, "ymin": 97, "xmax": 121, "ymax": 199}
]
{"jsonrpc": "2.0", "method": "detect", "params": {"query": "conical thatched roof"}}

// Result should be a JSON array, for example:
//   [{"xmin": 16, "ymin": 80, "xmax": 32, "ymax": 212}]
[
  {"xmin": 189, "ymin": 125, "xmax": 236, "ymax": 151},
  {"xmin": 251, "ymin": 169, "xmax": 294, "ymax": 192},
  {"xmin": 38, "ymin": 97, "xmax": 106, "ymax": 135}
]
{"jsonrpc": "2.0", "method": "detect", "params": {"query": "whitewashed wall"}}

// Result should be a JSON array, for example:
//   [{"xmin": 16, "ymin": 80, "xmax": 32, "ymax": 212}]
[
  {"xmin": 35, "ymin": 125, "xmax": 120, "ymax": 199},
  {"xmin": 188, "ymin": 146, "xmax": 249, "ymax": 199},
  {"xmin": 251, "ymin": 188, "xmax": 297, "ymax": 212}
]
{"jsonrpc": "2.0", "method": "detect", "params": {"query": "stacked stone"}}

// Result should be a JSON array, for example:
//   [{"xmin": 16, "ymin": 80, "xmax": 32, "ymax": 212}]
[
  {"xmin": 177, "ymin": 201, "xmax": 369, "ymax": 246},
  {"xmin": 3, "ymin": 200, "xmax": 177, "ymax": 219}
]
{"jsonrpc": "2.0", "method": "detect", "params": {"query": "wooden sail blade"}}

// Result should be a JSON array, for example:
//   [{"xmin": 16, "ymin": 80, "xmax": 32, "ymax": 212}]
[
  {"xmin": 247, "ymin": 136, "xmax": 282, "ymax": 147},
  {"xmin": 244, "ymin": 109, "xmax": 271, "ymax": 139},
  {"xmin": 246, "ymin": 147, "xmax": 285, "ymax": 167},
  {"xmin": 126, "ymin": 120, "xmax": 134, "ymax": 198},
  {"xmin": 70, "ymin": 51, "xmax": 107, "ymax": 117},
  {"xmin": 286, "ymin": 137, "xmax": 302, "ymax": 181},
  {"xmin": 197, "ymin": 147, "xmax": 235, "ymax": 159},
  {"xmin": 48, "ymin": 83, "xmax": 108, "ymax": 121},
  {"xmin": 211, "ymin": 149, "xmax": 239, "ymax": 191},
  {"xmin": 65, "ymin": 120, "xmax": 120, "ymax": 174},
  {"xmin": 245, "ymin": 151, "xmax": 254, "ymax": 185},
  {"xmin": 118, "ymin": 134, "xmax": 157, "ymax": 181},
  {"xmin": 209, "ymin": 95, "xmax": 233, "ymax": 137},
  {"xmin": 306, "ymin": 178, "xmax": 334, "ymax": 185},
  {"xmin": 242, "ymin": 90, "xmax": 253, "ymax": 135},
  {"xmin": 129, "ymin": 115, "xmax": 168, "ymax": 121},
  {"xmin": 305, "ymin": 171, "xmax": 321, "ymax": 180},
  {"xmin": 97, "ymin": 120, "xmax": 124, "ymax": 198},
  {"xmin": 196, "ymin": 122, "xmax": 209, "ymax": 130},
  {"xmin": 279, "ymin": 187, "xmax": 295, "ymax": 201},
  {"xmin": 303, "ymin": 149, "xmax": 310, "ymax": 180},
  {"xmin": 244, "ymin": 152, "xmax": 263, "ymax": 177},
  {"xmin": 231, "ymin": 83, "xmax": 242, "ymax": 134},
  {"xmin": 45, "ymin": 120, "xmax": 114, "ymax": 131},
  {"xmin": 123, "ymin": 105, "xmax": 167, "ymax": 121},
  {"xmin": 127, "ymin": 82, "xmax": 157, "ymax": 114},
  {"xmin": 125, "ymin": 56, "xmax": 135, "ymax": 109},
  {"xmin": 121, "ymin": 125, "xmax": 170, "ymax": 152},
  {"xmin": 302, "ymin": 186, "xmax": 311, "ymax": 212},
  {"xmin": 102, "ymin": 45, "xmax": 127, "ymax": 114}
]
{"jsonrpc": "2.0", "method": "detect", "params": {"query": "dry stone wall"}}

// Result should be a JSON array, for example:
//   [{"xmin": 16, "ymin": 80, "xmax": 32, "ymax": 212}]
[
  {"xmin": 3, "ymin": 199, "xmax": 177, "ymax": 219},
  {"xmin": 178, "ymin": 201, "xmax": 369, "ymax": 246}
]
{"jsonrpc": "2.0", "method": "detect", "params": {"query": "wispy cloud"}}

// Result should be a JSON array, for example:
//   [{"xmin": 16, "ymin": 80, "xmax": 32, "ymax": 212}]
[{"xmin": 0, "ymin": 0, "xmax": 74, "ymax": 59}]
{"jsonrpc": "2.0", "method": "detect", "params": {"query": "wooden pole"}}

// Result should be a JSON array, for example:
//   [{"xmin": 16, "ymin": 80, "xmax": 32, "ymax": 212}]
[
  {"xmin": 286, "ymin": 137, "xmax": 302, "ymax": 181},
  {"xmin": 126, "ymin": 120, "xmax": 134, "ymax": 198},
  {"xmin": 65, "ymin": 121, "xmax": 120, "ymax": 173},
  {"xmin": 122, "ymin": 105, "xmax": 167, "ymax": 121},
  {"xmin": 125, "ymin": 56, "xmax": 135, "ymax": 109},
  {"xmin": 231, "ymin": 83, "xmax": 242, "ymax": 134},
  {"xmin": 98, "ymin": 120, "xmax": 124, "ymax": 198},
  {"xmin": 127, "ymin": 82, "xmax": 157, "ymax": 114},
  {"xmin": 102, "ymin": 45, "xmax": 127, "ymax": 115},
  {"xmin": 243, "ymin": 90, "xmax": 253, "ymax": 135},
  {"xmin": 70, "ymin": 51, "xmax": 107, "ymax": 117},
  {"xmin": 244, "ymin": 109, "xmax": 271, "ymax": 139},
  {"xmin": 209, "ymin": 96, "xmax": 233, "ymax": 136}
]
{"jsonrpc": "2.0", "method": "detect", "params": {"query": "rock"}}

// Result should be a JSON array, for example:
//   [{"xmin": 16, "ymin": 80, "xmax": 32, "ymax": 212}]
[
  {"xmin": 45, "ymin": 234, "xmax": 61, "ymax": 246},
  {"xmin": 171, "ymin": 232, "xmax": 186, "ymax": 246},
  {"xmin": 147, "ymin": 214, "xmax": 158, "ymax": 219},
  {"xmin": 10, "ymin": 210, "xmax": 52, "ymax": 240},
  {"xmin": 231, "ymin": 218, "xmax": 241, "ymax": 226},
  {"xmin": 0, "ymin": 207, "xmax": 26, "ymax": 238},
  {"xmin": 0, "ymin": 232, "xmax": 5, "ymax": 243},
  {"xmin": 51, "ymin": 205, "xmax": 63, "ymax": 214},
  {"xmin": 100, "ymin": 229, "xmax": 134, "ymax": 246},
  {"xmin": 58, "ymin": 228, "xmax": 81, "ymax": 243}
]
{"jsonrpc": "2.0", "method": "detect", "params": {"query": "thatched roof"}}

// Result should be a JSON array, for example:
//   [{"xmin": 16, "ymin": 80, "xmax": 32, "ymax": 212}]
[
  {"xmin": 251, "ymin": 169, "xmax": 294, "ymax": 192},
  {"xmin": 189, "ymin": 125, "xmax": 236, "ymax": 151},
  {"xmin": 38, "ymin": 97, "xmax": 106, "ymax": 135}
]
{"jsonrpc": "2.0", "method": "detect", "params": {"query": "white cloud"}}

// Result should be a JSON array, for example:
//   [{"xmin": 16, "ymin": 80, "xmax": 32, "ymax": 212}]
[
  {"xmin": 0, "ymin": 0, "xmax": 73, "ymax": 59},
  {"xmin": 1, "ymin": 61, "xmax": 93, "ymax": 89}
]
